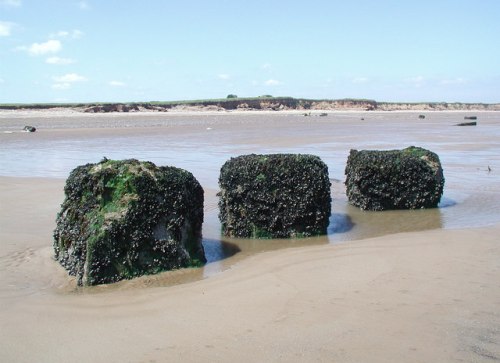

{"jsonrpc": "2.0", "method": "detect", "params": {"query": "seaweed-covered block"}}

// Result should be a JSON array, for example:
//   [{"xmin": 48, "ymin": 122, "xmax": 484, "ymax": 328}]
[
  {"xmin": 53, "ymin": 159, "xmax": 205, "ymax": 286},
  {"xmin": 218, "ymin": 154, "xmax": 331, "ymax": 238},
  {"xmin": 345, "ymin": 146, "xmax": 444, "ymax": 210}
]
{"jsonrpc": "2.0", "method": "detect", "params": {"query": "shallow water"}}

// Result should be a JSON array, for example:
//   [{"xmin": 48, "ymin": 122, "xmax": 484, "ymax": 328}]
[{"xmin": 1, "ymin": 111, "xmax": 499, "ymax": 282}]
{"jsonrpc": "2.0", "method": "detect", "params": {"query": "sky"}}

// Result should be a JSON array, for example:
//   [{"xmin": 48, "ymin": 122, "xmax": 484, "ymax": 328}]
[{"xmin": 1, "ymin": 0, "xmax": 499, "ymax": 103}]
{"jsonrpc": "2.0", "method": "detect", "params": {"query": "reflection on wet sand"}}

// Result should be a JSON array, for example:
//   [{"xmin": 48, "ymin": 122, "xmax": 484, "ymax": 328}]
[
  {"xmin": 344, "ymin": 204, "xmax": 443, "ymax": 240},
  {"xmin": 328, "ymin": 213, "xmax": 355, "ymax": 234},
  {"xmin": 199, "ymin": 199, "xmax": 445, "ymax": 278},
  {"xmin": 203, "ymin": 238, "xmax": 241, "ymax": 263}
]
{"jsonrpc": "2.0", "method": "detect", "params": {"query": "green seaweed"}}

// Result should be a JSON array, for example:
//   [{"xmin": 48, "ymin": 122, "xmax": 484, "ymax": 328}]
[
  {"xmin": 53, "ymin": 158, "xmax": 205, "ymax": 286},
  {"xmin": 251, "ymin": 224, "xmax": 273, "ymax": 239}
]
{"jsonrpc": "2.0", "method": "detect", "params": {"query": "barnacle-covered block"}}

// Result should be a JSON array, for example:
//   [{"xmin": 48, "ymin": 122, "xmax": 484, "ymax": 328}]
[
  {"xmin": 218, "ymin": 154, "xmax": 331, "ymax": 238},
  {"xmin": 345, "ymin": 146, "xmax": 444, "ymax": 211},
  {"xmin": 53, "ymin": 158, "xmax": 205, "ymax": 286}
]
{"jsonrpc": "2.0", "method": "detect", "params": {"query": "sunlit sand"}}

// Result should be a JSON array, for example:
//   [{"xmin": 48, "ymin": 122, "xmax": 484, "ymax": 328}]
[{"xmin": 1, "ymin": 110, "xmax": 499, "ymax": 362}]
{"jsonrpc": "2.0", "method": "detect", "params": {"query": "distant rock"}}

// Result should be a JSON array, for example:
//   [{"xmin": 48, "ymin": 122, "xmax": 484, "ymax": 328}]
[
  {"xmin": 456, "ymin": 121, "xmax": 477, "ymax": 126},
  {"xmin": 345, "ymin": 146, "xmax": 444, "ymax": 210},
  {"xmin": 23, "ymin": 125, "xmax": 36, "ymax": 132},
  {"xmin": 53, "ymin": 158, "xmax": 205, "ymax": 286},
  {"xmin": 218, "ymin": 154, "xmax": 331, "ymax": 238}
]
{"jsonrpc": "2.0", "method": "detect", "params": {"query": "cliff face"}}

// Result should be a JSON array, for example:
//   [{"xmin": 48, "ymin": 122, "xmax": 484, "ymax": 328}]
[
  {"xmin": 87, "ymin": 99, "xmax": 498, "ymax": 112},
  {"xmin": 2, "ymin": 98, "xmax": 499, "ymax": 112},
  {"xmin": 376, "ymin": 102, "xmax": 500, "ymax": 111},
  {"xmin": 308, "ymin": 99, "xmax": 377, "ymax": 110},
  {"xmin": 76, "ymin": 98, "xmax": 500, "ymax": 112}
]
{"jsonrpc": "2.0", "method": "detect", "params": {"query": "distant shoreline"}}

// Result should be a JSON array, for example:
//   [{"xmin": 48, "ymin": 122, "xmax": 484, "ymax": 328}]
[{"xmin": 1, "ymin": 97, "xmax": 499, "ymax": 113}]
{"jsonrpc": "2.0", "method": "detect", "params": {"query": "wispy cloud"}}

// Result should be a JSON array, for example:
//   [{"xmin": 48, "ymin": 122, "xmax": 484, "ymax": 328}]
[
  {"xmin": 53, "ymin": 73, "xmax": 86, "ymax": 83},
  {"xmin": 46, "ymin": 56, "xmax": 76, "ymax": 65},
  {"xmin": 50, "ymin": 29, "xmax": 84, "ymax": 39},
  {"xmin": 404, "ymin": 75, "xmax": 425, "ymax": 88},
  {"xmin": 109, "ymin": 80, "xmax": 126, "ymax": 87},
  {"xmin": 0, "ymin": 0, "xmax": 22, "ymax": 7},
  {"xmin": 439, "ymin": 77, "xmax": 466, "ymax": 86},
  {"xmin": 261, "ymin": 63, "xmax": 272, "ymax": 71},
  {"xmin": 52, "ymin": 73, "xmax": 87, "ymax": 90},
  {"xmin": 0, "ymin": 77, "xmax": 5, "ymax": 84},
  {"xmin": 0, "ymin": 21, "xmax": 15, "ymax": 37},
  {"xmin": 218, "ymin": 74, "xmax": 230, "ymax": 80},
  {"xmin": 352, "ymin": 77, "xmax": 369, "ymax": 84},
  {"xmin": 18, "ymin": 39, "xmax": 62, "ymax": 56},
  {"xmin": 265, "ymin": 79, "xmax": 281, "ymax": 86},
  {"xmin": 52, "ymin": 83, "xmax": 71, "ymax": 90},
  {"xmin": 77, "ymin": 1, "xmax": 89, "ymax": 10}
]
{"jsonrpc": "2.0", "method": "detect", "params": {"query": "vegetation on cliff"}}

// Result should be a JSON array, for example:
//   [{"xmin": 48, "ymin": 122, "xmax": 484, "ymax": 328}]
[{"xmin": 2, "ymin": 97, "xmax": 498, "ymax": 112}]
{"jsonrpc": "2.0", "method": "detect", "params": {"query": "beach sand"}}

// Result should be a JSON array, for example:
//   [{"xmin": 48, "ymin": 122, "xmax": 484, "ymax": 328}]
[{"xmin": 1, "ymin": 111, "xmax": 499, "ymax": 362}]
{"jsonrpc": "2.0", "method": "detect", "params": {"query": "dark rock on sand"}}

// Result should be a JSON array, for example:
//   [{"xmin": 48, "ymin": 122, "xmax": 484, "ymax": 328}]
[
  {"xmin": 456, "ymin": 121, "xmax": 477, "ymax": 126},
  {"xmin": 23, "ymin": 125, "xmax": 36, "ymax": 132},
  {"xmin": 345, "ymin": 146, "xmax": 444, "ymax": 211},
  {"xmin": 218, "ymin": 154, "xmax": 331, "ymax": 238},
  {"xmin": 53, "ymin": 158, "xmax": 205, "ymax": 286}
]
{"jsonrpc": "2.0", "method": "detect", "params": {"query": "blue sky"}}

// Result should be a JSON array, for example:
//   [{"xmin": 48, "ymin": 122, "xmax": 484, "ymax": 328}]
[{"xmin": 1, "ymin": 0, "xmax": 499, "ymax": 103}]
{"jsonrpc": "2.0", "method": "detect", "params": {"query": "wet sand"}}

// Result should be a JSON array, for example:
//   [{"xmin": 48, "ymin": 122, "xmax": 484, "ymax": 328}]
[{"xmin": 1, "ymin": 110, "xmax": 500, "ymax": 362}]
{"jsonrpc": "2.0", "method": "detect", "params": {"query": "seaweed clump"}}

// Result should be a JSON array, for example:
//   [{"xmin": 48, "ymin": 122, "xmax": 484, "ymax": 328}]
[
  {"xmin": 345, "ymin": 146, "xmax": 444, "ymax": 211},
  {"xmin": 53, "ymin": 158, "xmax": 205, "ymax": 286},
  {"xmin": 218, "ymin": 154, "xmax": 331, "ymax": 238}
]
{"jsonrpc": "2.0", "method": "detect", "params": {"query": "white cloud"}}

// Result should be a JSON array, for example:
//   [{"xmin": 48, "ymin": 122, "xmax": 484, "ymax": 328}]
[
  {"xmin": 50, "ymin": 29, "xmax": 84, "ymax": 39},
  {"xmin": 265, "ymin": 79, "xmax": 281, "ymax": 86},
  {"xmin": 261, "ymin": 63, "xmax": 272, "ymax": 70},
  {"xmin": 21, "ymin": 40, "xmax": 62, "ymax": 56},
  {"xmin": 218, "ymin": 74, "xmax": 230, "ymax": 80},
  {"xmin": 52, "ymin": 73, "xmax": 86, "ymax": 90},
  {"xmin": 0, "ymin": 21, "xmax": 15, "ymax": 37},
  {"xmin": 46, "ymin": 56, "xmax": 76, "ymax": 65},
  {"xmin": 0, "ymin": 0, "xmax": 22, "ymax": 7},
  {"xmin": 51, "ymin": 30, "xmax": 70, "ymax": 38},
  {"xmin": 0, "ymin": 77, "xmax": 5, "ymax": 83},
  {"xmin": 109, "ymin": 80, "xmax": 126, "ymax": 87},
  {"xmin": 53, "ymin": 73, "xmax": 87, "ymax": 83}
]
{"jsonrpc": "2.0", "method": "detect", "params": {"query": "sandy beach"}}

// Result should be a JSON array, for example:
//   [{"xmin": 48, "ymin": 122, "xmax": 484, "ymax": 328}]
[{"xmin": 1, "ymin": 110, "xmax": 499, "ymax": 362}]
